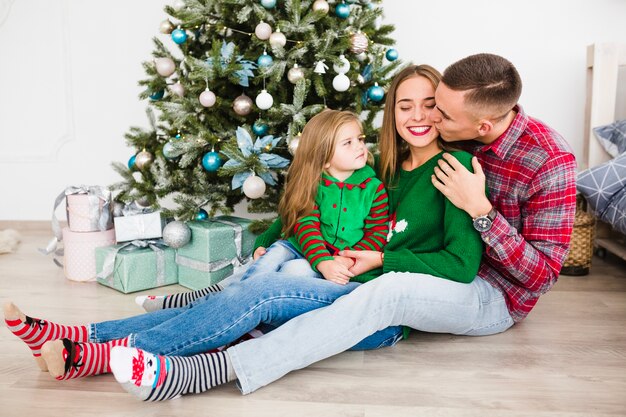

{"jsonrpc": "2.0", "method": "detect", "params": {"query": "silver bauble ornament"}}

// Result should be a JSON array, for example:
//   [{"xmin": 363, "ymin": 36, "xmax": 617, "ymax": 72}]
[
  {"xmin": 287, "ymin": 64, "xmax": 305, "ymax": 84},
  {"xmin": 159, "ymin": 20, "xmax": 175, "ymax": 34},
  {"xmin": 269, "ymin": 30, "xmax": 287, "ymax": 48},
  {"xmin": 134, "ymin": 150, "xmax": 154, "ymax": 170},
  {"xmin": 288, "ymin": 135, "xmax": 300, "ymax": 155},
  {"xmin": 312, "ymin": 0, "xmax": 329, "ymax": 14},
  {"xmin": 233, "ymin": 94, "xmax": 253, "ymax": 116},
  {"xmin": 349, "ymin": 32, "xmax": 369, "ymax": 54},
  {"xmin": 254, "ymin": 21, "xmax": 272, "ymax": 40},
  {"xmin": 163, "ymin": 221, "xmax": 192, "ymax": 248},
  {"xmin": 199, "ymin": 89, "xmax": 216, "ymax": 107},
  {"xmin": 135, "ymin": 195, "xmax": 151, "ymax": 207},
  {"xmin": 243, "ymin": 175, "xmax": 266, "ymax": 199},
  {"xmin": 155, "ymin": 57, "xmax": 176, "ymax": 77}
]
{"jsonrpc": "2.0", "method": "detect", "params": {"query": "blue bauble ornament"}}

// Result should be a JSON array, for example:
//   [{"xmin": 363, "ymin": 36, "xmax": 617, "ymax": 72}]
[
  {"xmin": 260, "ymin": 0, "xmax": 276, "ymax": 8},
  {"xmin": 252, "ymin": 120, "xmax": 269, "ymax": 136},
  {"xmin": 257, "ymin": 53, "xmax": 273, "ymax": 68},
  {"xmin": 128, "ymin": 155, "xmax": 136, "ymax": 169},
  {"xmin": 367, "ymin": 84, "xmax": 385, "ymax": 102},
  {"xmin": 163, "ymin": 142, "xmax": 177, "ymax": 160},
  {"xmin": 202, "ymin": 151, "xmax": 222, "ymax": 172},
  {"xmin": 196, "ymin": 208, "xmax": 208, "ymax": 221},
  {"xmin": 385, "ymin": 48, "xmax": 399, "ymax": 61},
  {"xmin": 149, "ymin": 89, "xmax": 165, "ymax": 101},
  {"xmin": 335, "ymin": 3, "xmax": 350, "ymax": 19},
  {"xmin": 171, "ymin": 28, "xmax": 188, "ymax": 44}
]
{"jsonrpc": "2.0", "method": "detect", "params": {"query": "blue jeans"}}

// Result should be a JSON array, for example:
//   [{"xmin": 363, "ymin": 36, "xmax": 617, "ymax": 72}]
[
  {"xmin": 228, "ymin": 273, "xmax": 514, "ymax": 394},
  {"xmin": 90, "ymin": 272, "xmax": 362, "ymax": 355},
  {"xmin": 240, "ymin": 240, "xmax": 320, "ymax": 280}
]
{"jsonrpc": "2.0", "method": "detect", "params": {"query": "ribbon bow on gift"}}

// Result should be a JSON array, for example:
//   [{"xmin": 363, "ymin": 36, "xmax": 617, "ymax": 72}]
[
  {"xmin": 39, "ymin": 185, "xmax": 112, "ymax": 260},
  {"xmin": 97, "ymin": 239, "xmax": 167, "ymax": 292}
]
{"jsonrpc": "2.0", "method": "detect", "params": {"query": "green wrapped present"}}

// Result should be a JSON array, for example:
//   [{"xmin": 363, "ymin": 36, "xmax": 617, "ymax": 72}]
[
  {"xmin": 95, "ymin": 240, "xmax": 178, "ymax": 293},
  {"xmin": 176, "ymin": 216, "xmax": 257, "ymax": 291}
]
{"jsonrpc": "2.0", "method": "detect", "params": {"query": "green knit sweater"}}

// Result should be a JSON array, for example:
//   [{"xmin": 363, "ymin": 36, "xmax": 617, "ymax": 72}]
[{"xmin": 256, "ymin": 151, "xmax": 483, "ymax": 284}]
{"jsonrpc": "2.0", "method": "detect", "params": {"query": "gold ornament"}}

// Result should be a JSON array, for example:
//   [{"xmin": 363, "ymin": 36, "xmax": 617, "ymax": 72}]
[
  {"xmin": 349, "ymin": 31, "xmax": 369, "ymax": 54},
  {"xmin": 134, "ymin": 150, "xmax": 154, "ymax": 170},
  {"xmin": 159, "ymin": 20, "xmax": 174, "ymax": 34}
]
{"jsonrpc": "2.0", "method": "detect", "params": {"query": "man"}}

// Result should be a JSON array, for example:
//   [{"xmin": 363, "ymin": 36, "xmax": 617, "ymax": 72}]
[{"xmin": 110, "ymin": 53, "xmax": 577, "ymax": 400}]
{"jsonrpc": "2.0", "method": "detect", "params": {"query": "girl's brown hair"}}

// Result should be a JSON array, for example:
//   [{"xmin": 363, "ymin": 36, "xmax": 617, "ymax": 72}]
[
  {"xmin": 279, "ymin": 109, "xmax": 362, "ymax": 238},
  {"xmin": 378, "ymin": 64, "xmax": 446, "ymax": 186}
]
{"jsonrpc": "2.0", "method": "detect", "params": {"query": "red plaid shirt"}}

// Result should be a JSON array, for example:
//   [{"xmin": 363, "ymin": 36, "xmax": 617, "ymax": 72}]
[{"xmin": 464, "ymin": 106, "xmax": 577, "ymax": 322}]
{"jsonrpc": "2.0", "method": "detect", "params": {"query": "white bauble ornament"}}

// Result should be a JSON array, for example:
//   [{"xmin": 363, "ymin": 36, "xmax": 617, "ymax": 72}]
[
  {"xmin": 163, "ymin": 221, "xmax": 192, "ymax": 248},
  {"xmin": 332, "ymin": 73, "xmax": 350, "ymax": 92},
  {"xmin": 355, "ymin": 52, "xmax": 368, "ymax": 62},
  {"xmin": 172, "ymin": 0, "xmax": 186, "ymax": 10},
  {"xmin": 287, "ymin": 64, "xmax": 305, "ymax": 84},
  {"xmin": 233, "ymin": 94, "xmax": 253, "ymax": 115},
  {"xmin": 312, "ymin": 0, "xmax": 329, "ymax": 14},
  {"xmin": 255, "ymin": 90, "xmax": 274, "ymax": 110},
  {"xmin": 288, "ymin": 135, "xmax": 300, "ymax": 155},
  {"xmin": 243, "ymin": 175, "xmax": 266, "ymax": 199},
  {"xmin": 169, "ymin": 82, "xmax": 185, "ymax": 97},
  {"xmin": 255, "ymin": 21, "xmax": 272, "ymax": 40},
  {"xmin": 155, "ymin": 57, "xmax": 176, "ymax": 77},
  {"xmin": 199, "ymin": 89, "xmax": 216, "ymax": 107},
  {"xmin": 269, "ymin": 30, "xmax": 287, "ymax": 47},
  {"xmin": 333, "ymin": 54, "xmax": 350, "ymax": 74}
]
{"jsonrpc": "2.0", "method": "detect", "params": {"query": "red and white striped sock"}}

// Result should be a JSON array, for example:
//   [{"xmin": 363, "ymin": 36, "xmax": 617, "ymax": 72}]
[
  {"xmin": 43, "ymin": 337, "xmax": 129, "ymax": 380},
  {"xmin": 4, "ymin": 302, "xmax": 88, "ymax": 369}
]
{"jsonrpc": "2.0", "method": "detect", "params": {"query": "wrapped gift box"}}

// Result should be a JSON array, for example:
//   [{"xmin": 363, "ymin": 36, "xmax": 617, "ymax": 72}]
[
  {"xmin": 63, "ymin": 227, "xmax": 116, "ymax": 282},
  {"xmin": 113, "ymin": 211, "xmax": 165, "ymax": 242},
  {"xmin": 95, "ymin": 242, "xmax": 178, "ymax": 293},
  {"xmin": 66, "ymin": 193, "xmax": 112, "ymax": 232},
  {"xmin": 176, "ymin": 216, "xmax": 256, "ymax": 290}
]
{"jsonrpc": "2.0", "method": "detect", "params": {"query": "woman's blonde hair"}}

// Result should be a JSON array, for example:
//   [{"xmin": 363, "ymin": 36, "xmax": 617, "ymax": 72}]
[
  {"xmin": 378, "ymin": 64, "xmax": 447, "ymax": 186},
  {"xmin": 279, "ymin": 109, "xmax": 362, "ymax": 238}
]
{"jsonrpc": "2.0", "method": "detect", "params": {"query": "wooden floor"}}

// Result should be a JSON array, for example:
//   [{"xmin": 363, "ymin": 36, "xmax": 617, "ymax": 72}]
[{"xmin": 1, "ymin": 227, "xmax": 625, "ymax": 417}]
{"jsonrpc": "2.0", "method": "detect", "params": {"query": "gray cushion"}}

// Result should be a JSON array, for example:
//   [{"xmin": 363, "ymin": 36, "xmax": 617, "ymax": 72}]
[
  {"xmin": 577, "ymin": 151, "xmax": 626, "ymax": 215},
  {"xmin": 602, "ymin": 186, "xmax": 626, "ymax": 235},
  {"xmin": 593, "ymin": 120, "xmax": 626, "ymax": 158}
]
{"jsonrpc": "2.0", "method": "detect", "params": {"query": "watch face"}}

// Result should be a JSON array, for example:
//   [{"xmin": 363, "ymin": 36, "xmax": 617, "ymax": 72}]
[{"xmin": 473, "ymin": 217, "xmax": 492, "ymax": 232}]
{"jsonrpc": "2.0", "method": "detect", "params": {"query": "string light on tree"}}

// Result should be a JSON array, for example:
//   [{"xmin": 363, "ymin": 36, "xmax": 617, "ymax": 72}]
[
  {"xmin": 255, "ymin": 89, "xmax": 274, "ymax": 110},
  {"xmin": 233, "ymin": 94, "xmax": 253, "ymax": 116},
  {"xmin": 242, "ymin": 174, "xmax": 266, "ymax": 199}
]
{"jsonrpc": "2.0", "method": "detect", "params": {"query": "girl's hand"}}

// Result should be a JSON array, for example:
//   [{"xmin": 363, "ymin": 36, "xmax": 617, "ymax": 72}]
[
  {"xmin": 253, "ymin": 247, "xmax": 266, "ymax": 260},
  {"xmin": 316, "ymin": 259, "xmax": 355, "ymax": 285},
  {"xmin": 338, "ymin": 250, "xmax": 382, "ymax": 276}
]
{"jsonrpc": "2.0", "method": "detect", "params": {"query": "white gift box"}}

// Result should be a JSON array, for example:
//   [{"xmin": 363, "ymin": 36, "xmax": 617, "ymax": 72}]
[{"xmin": 113, "ymin": 211, "xmax": 165, "ymax": 243}]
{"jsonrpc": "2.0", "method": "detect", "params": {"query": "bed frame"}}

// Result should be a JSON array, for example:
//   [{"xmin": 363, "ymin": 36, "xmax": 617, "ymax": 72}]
[{"xmin": 584, "ymin": 42, "xmax": 626, "ymax": 261}]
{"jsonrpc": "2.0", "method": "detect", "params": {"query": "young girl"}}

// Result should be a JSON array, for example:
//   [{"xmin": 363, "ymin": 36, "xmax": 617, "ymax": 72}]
[
  {"xmin": 4, "ymin": 110, "xmax": 389, "ymax": 381},
  {"xmin": 138, "ymin": 110, "xmax": 389, "ymax": 311}
]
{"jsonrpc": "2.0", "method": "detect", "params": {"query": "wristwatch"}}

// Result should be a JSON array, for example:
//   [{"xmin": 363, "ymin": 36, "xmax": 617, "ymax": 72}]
[{"xmin": 472, "ymin": 208, "xmax": 497, "ymax": 232}]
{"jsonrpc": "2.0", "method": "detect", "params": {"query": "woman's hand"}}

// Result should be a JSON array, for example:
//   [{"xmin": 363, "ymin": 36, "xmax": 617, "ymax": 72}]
[
  {"xmin": 338, "ymin": 250, "xmax": 382, "ymax": 276},
  {"xmin": 253, "ymin": 246, "xmax": 266, "ymax": 260},
  {"xmin": 316, "ymin": 259, "xmax": 355, "ymax": 285}
]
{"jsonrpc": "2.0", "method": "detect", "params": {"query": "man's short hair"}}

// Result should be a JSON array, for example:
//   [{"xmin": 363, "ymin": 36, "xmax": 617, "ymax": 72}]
[{"xmin": 442, "ymin": 53, "xmax": 522, "ymax": 117}]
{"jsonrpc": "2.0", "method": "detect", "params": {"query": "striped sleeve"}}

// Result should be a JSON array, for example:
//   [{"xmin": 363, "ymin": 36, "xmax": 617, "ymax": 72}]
[
  {"xmin": 351, "ymin": 181, "xmax": 390, "ymax": 252},
  {"xmin": 294, "ymin": 205, "xmax": 334, "ymax": 271}
]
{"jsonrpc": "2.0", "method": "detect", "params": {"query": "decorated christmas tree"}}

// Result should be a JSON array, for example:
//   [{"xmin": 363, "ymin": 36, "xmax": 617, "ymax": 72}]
[{"xmin": 112, "ymin": 0, "xmax": 402, "ymax": 229}]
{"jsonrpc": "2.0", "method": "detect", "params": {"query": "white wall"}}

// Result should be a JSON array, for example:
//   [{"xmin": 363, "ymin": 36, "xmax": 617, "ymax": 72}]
[{"xmin": 1, "ymin": 0, "xmax": 625, "ymax": 220}]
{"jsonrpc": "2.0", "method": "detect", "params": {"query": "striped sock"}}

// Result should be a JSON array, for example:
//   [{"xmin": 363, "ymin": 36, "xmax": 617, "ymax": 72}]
[
  {"xmin": 4, "ymin": 302, "xmax": 89, "ymax": 370},
  {"xmin": 135, "ymin": 284, "xmax": 224, "ymax": 312},
  {"xmin": 41, "ymin": 337, "xmax": 129, "ymax": 380},
  {"xmin": 110, "ymin": 347, "xmax": 235, "ymax": 401}
]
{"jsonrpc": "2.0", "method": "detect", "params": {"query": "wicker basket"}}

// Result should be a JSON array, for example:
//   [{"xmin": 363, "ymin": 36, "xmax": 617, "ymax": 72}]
[{"xmin": 561, "ymin": 196, "xmax": 596, "ymax": 276}]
